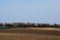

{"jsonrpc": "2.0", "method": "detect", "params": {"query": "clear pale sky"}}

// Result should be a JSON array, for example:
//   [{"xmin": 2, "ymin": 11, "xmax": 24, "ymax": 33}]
[{"xmin": 0, "ymin": 0, "xmax": 60, "ymax": 24}]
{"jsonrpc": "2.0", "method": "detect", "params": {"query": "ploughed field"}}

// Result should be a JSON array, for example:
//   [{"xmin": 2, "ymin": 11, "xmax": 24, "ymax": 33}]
[{"xmin": 0, "ymin": 28, "xmax": 60, "ymax": 40}]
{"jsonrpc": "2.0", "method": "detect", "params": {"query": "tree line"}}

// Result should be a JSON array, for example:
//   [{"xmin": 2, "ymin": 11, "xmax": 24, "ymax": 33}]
[{"xmin": 0, "ymin": 23, "xmax": 60, "ymax": 28}]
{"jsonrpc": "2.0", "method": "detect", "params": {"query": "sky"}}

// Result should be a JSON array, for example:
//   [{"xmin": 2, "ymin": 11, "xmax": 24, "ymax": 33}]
[{"xmin": 0, "ymin": 0, "xmax": 60, "ymax": 24}]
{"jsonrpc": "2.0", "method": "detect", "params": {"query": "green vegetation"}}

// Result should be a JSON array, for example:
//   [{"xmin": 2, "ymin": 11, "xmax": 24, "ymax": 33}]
[
  {"xmin": 0, "ymin": 28, "xmax": 9, "ymax": 30},
  {"xmin": 0, "ymin": 23, "xmax": 60, "ymax": 30}
]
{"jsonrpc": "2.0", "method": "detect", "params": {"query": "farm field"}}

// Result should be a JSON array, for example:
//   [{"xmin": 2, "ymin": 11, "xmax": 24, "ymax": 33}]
[{"xmin": 0, "ymin": 28, "xmax": 60, "ymax": 40}]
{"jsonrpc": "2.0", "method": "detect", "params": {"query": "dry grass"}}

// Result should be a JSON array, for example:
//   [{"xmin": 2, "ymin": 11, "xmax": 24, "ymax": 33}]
[{"xmin": 0, "ymin": 28, "xmax": 60, "ymax": 40}]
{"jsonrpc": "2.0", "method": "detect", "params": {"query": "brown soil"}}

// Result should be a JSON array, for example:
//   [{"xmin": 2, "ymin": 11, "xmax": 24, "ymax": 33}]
[{"xmin": 0, "ymin": 28, "xmax": 60, "ymax": 40}]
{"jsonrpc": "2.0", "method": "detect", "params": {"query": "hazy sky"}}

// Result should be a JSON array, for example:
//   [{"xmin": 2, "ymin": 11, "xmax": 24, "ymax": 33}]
[{"xmin": 0, "ymin": 0, "xmax": 60, "ymax": 24}]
